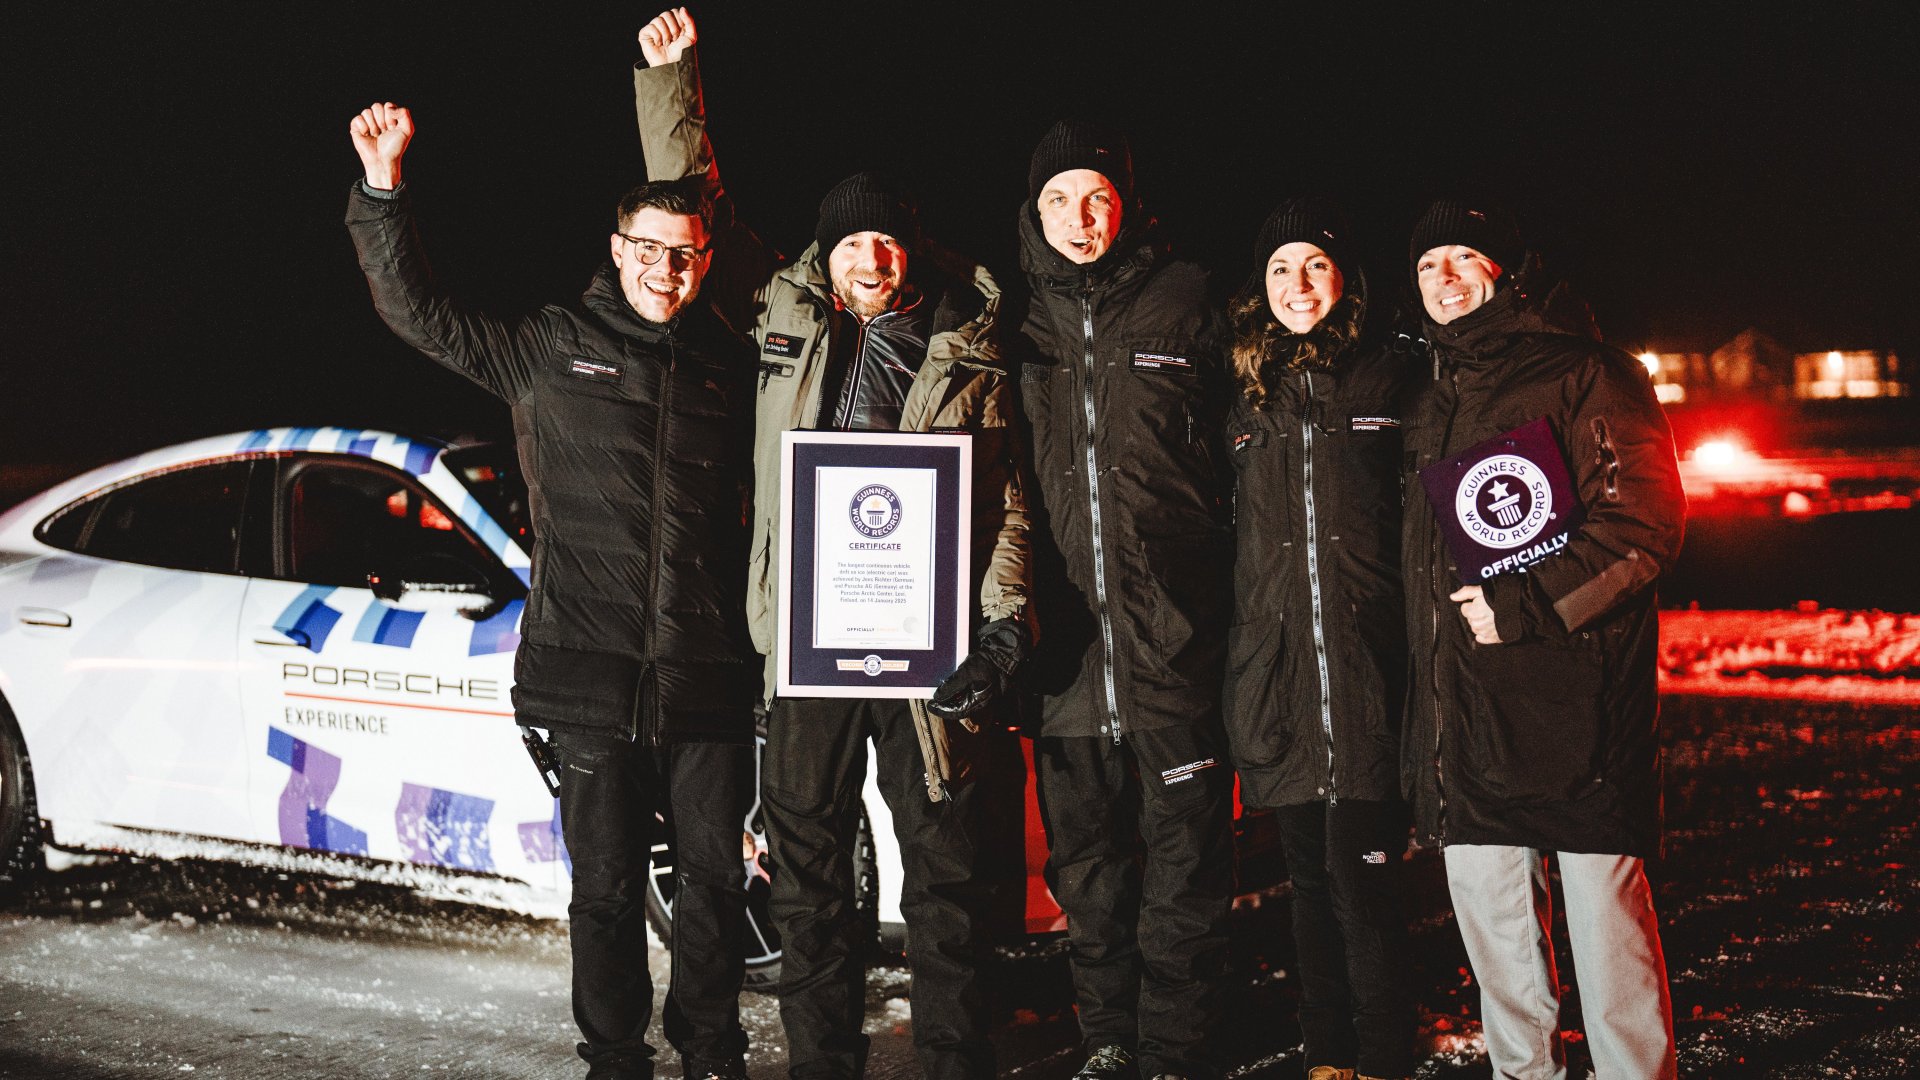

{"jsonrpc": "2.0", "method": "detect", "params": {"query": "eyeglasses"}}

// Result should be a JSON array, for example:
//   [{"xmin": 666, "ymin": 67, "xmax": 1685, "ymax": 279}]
[{"xmin": 618, "ymin": 233, "xmax": 711, "ymax": 267}]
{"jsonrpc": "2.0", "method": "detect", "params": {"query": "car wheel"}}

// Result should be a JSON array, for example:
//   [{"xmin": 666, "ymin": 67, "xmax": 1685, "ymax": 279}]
[
  {"xmin": 644, "ymin": 800, "xmax": 878, "ymax": 989},
  {"xmin": 0, "ymin": 701, "xmax": 42, "ymax": 901}
]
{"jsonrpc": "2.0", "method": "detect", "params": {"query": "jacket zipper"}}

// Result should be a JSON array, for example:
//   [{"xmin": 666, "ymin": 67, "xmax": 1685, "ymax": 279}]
[
  {"xmin": 645, "ymin": 337, "xmax": 677, "ymax": 746},
  {"xmin": 1079, "ymin": 286, "xmax": 1122, "ymax": 744},
  {"xmin": 834, "ymin": 311, "xmax": 878, "ymax": 429},
  {"xmin": 1429, "ymin": 367, "xmax": 1460, "ymax": 833},
  {"xmin": 1300, "ymin": 372, "xmax": 1335, "ymax": 804}
]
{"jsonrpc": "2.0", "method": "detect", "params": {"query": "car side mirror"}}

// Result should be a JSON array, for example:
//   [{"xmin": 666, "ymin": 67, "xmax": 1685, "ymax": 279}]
[{"xmin": 368, "ymin": 554, "xmax": 497, "ymax": 618}]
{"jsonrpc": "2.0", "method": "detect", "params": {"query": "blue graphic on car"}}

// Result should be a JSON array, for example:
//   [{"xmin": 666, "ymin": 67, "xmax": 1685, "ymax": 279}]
[
  {"xmin": 353, "ymin": 601, "xmax": 425, "ymax": 649},
  {"xmin": 274, "ymin": 585, "xmax": 344, "ymax": 653},
  {"xmin": 267, "ymin": 727, "xmax": 369, "ymax": 855},
  {"xmin": 396, "ymin": 783, "xmax": 496, "ymax": 872},
  {"xmin": 468, "ymin": 599, "xmax": 524, "ymax": 657},
  {"xmin": 518, "ymin": 799, "xmax": 570, "ymax": 875}
]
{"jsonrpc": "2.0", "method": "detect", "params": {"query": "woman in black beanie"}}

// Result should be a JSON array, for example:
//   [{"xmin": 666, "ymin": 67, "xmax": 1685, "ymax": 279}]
[{"xmin": 1222, "ymin": 197, "xmax": 1417, "ymax": 1080}]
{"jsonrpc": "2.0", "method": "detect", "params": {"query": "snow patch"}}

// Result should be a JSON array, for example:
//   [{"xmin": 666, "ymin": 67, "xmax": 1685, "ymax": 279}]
[
  {"xmin": 43, "ymin": 823, "xmax": 569, "ymax": 918},
  {"xmin": 1660, "ymin": 608, "xmax": 1920, "ymax": 702}
]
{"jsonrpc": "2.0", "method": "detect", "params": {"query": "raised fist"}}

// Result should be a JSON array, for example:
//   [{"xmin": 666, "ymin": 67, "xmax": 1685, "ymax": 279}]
[
  {"xmin": 638, "ymin": 7, "xmax": 697, "ymax": 67},
  {"xmin": 349, "ymin": 102, "xmax": 414, "ymax": 191}
]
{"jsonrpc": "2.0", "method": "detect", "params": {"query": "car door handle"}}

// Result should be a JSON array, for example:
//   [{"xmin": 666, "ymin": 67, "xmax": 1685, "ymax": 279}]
[
  {"xmin": 17, "ymin": 607, "xmax": 72, "ymax": 628},
  {"xmin": 251, "ymin": 627, "xmax": 311, "ymax": 648}
]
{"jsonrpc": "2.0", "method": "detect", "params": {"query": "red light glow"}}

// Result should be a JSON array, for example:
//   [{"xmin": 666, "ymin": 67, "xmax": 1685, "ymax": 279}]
[{"xmin": 1691, "ymin": 438, "xmax": 1754, "ymax": 471}]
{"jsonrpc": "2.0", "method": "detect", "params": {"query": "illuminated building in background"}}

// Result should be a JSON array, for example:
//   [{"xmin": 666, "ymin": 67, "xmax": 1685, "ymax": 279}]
[
  {"xmin": 1637, "ymin": 329, "xmax": 1907, "ymax": 403},
  {"xmin": 1638, "ymin": 351, "xmax": 1701, "ymax": 403},
  {"xmin": 1638, "ymin": 330, "xmax": 1792, "ymax": 404},
  {"xmin": 1793, "ymin": 350, "xmax": 1906, "ymax": 399}
]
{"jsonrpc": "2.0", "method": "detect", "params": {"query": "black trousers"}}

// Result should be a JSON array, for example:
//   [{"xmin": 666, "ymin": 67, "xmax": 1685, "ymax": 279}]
[
  {"xmin": 764, "ymin": 697, "xmax": 998, "ymax": 1080},
  {"xmin": 1033, "ymin": 725, "xmax": 1236, "ymax": 1080},
  {"xmin": 1274, "ymin": 799, "xmax": 1416, "ymax": 1079},
  {"xmin": 551, "ymin": 731, "xmax": 754, "ymax": 1080}
]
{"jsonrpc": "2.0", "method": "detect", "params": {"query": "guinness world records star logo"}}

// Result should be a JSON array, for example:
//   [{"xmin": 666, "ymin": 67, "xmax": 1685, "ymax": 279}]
[
  {"xmin": 1454, "ymin": 454, "xmax": 1553, "ymax": 549},
  {"xmin": 850, "ymin": 484, "xmax": 903, "ymax": 538}
]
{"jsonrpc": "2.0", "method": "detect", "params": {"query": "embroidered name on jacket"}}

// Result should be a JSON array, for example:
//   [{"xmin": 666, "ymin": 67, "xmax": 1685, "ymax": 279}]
[
  {"xmin": 568, "ymin": 358, "xmax": 623, "ymax": 383},
  {"xmin": 763, "ymin": 331, "xmax": 808, "ymax": 359},
  {"xmin": 1132, "ymin": 351, "xmax": 1195, "ymax": 373},
  {"xmin": 1350, "ymin": 415, "xmax": 1400, "ymax": 432},
  {"xmin": 1160, "ymin": 757, "xmax": 1219, "ymax": 785}
]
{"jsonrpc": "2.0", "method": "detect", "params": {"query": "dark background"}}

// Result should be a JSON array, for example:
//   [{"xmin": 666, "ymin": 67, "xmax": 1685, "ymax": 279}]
[{"xmin": 5, "ymin": 2, "xmax": 1915, "ymax": 470}]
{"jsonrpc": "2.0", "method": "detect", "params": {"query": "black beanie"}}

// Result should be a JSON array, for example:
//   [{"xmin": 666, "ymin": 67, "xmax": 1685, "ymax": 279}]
[
  {"xmin": 1408, "ymin": 197, "xmax": 1522, "ymax": 276},
  {"xmin": 1252, "ymin": 197, "xmax": 1355, "ymax": 278},
  {"xmin": 1028, "ymin": 120, "xmax": 1134, "ymax": 204},
  {"xmin": 815, "ymin": 172, "xmax": 920, "ymax": 252}
]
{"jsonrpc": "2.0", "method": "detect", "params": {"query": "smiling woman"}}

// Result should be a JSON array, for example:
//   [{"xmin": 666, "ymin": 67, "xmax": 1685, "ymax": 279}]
[
  {"xmin": 1264, "ymin": 242, "xmax": 1346, "ymax": 335},
  {"xmin": 1222, "ymin": 195, "xmax": 1419, "ymax": 1080}
]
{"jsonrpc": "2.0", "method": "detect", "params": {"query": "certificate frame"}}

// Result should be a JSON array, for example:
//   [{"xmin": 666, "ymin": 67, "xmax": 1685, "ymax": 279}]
[{"xmin": 776, "ymin": 430, "xmax": 972, "ymax": 698}]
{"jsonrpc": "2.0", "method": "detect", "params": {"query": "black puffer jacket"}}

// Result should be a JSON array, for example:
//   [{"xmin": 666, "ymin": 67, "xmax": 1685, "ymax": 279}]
[
  {"xmin": 1224, "ymin": 289, "xmax": 1414, "ymax": 809},
  {"xmin": 347, "ymin": 183, "xmax": 757, "ymax": 744},
  {"xmin": 1014, "ymin": 206, "xmax": 1233, "ymax": 740},
  {"xmin": 1401, "ymin": 289, "xmax": 1685, "ymax": 856}
]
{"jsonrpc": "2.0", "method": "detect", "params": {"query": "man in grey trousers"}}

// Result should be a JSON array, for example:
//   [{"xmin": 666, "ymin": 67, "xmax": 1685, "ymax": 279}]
[{"xmin": 1400, "ymin": 197, "xmax": 1684, "ymax": 1079}]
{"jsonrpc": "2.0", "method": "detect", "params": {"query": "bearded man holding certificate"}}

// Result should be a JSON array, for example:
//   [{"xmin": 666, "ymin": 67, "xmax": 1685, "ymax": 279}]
[{"xmin": 632, "ymin": 10, "xmax": 1031, "ymax": 1079}]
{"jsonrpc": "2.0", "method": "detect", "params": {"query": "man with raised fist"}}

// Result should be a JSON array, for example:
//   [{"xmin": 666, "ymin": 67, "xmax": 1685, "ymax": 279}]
[
  {"xmin": 346, "ymin": 99, "xmax": 759, "ymax": 1080},
  {"xmin": 633, "ymin": 9, "xmax": 1030, "ymax": 1079}
]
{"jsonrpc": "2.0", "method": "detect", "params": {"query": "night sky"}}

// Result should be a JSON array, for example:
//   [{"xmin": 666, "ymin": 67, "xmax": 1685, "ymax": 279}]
[{"xmin": 6, "ymin": 3, "xmax": 1915, "ymax": 470}]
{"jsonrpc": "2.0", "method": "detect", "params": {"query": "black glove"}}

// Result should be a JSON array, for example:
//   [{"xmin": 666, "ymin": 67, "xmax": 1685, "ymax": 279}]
[{"xmin": 928, "ymin": 616, "xmax": 1029, "ymax": 722}]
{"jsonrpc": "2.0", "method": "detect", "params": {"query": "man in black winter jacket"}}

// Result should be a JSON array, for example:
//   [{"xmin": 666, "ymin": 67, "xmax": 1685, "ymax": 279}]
[
  {"xmin": 346, "ymin": 102, "xmax": 758, "ymax": 1080},
  {"xmin": 1014, "ymin": 120, "xmax": 1236, "ymax": 1080},
  {"xmin": 1402, "ymin": 198, "xmax": 1683, "ymax": 1080}
]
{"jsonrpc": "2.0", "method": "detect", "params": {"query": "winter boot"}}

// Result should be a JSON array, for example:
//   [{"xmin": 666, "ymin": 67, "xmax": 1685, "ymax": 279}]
[
  {"xmin": 680, "ymin": 1054, "xmax": 745, "ymax": 1080},
  {"xmin": 1073, "ymin": 1045, "xmax": 1139, "ymax": 1079}
]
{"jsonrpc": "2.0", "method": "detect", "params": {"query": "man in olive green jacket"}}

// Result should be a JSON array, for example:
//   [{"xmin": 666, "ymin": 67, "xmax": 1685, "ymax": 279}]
[{"xmin": 633, "ymin": 11, "xmax": 1029, "ymax": 1080}]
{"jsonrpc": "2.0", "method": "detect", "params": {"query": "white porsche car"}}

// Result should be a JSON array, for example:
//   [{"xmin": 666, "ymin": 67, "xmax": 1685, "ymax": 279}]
[
  {"xmin": 0, "ymin": 427, "xmax": 1089, "ymax": 981},
  {"xmin": 0, "ymin": 429, "xmax": 799, "ymax": 969}
]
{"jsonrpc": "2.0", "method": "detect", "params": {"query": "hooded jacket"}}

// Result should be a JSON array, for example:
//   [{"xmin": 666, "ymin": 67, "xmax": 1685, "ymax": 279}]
[
  {"xmin": 1013, "ymin": 203, "xmax": 1233, "ymax": 740},
  {"xmin": 1224, "ymin": 272, "xmax": 1415, "ymax": 808},
  {"xmin": 346, "ymin": 183, "xmax": 758, "ymax": 744},
  {"xmin": 633, "ymin": 51, "xmax": 1030, "ymax": 703},
  {"xmin": 1401, "ymin": 287, "xmax": 1685, "ymax": 856}
]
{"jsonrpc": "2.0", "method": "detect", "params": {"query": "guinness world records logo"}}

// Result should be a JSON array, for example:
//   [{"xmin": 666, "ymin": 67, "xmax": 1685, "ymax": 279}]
[
  {"xmin": 1454, "ymin": 454, "xmax": 1553, "ymax": 549},
  {"xmin": 850, "ymin": 484, "xmax": 903, "ymax": 538}
]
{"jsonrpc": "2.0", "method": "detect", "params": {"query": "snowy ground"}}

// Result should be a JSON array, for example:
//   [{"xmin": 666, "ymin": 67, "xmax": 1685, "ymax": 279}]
[
  {"xmin": 3, "ymin": 692, "xmax": 1913, "ymax": 1078},
  {"xmin": 1661, "ymin": 608, "xmax": 1920, "ymax": 702}
]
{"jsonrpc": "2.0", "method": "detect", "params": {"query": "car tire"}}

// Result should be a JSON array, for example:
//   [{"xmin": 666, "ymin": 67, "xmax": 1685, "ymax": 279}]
[
  {"xmin": 644, "ymin": 800, "xmax": 878, "ymax": 989},
  {"xmin": 0, "ymin": 701, "xmax": 42, "ymax": 901}
]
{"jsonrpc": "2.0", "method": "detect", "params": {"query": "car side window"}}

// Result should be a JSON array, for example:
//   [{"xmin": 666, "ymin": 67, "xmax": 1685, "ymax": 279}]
[
  {"xmin": 36, "ymin": 460, "xmax": 254, "ymax": 575},
  {"xmin": 282, "ymin": 460, "xmax": 499, "ymax": 591}
]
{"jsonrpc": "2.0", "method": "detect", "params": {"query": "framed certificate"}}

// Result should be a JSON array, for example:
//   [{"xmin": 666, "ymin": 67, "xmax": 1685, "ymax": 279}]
[{"xmin": 776, "ymin": 431, "xmax": 972, "ymax": 698}]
